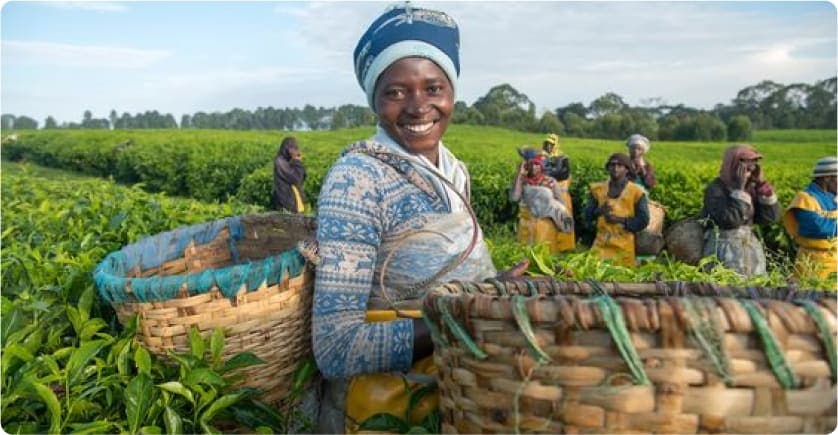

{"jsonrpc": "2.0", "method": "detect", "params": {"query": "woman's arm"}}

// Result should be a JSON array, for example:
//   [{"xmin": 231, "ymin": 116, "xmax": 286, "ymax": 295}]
[
  {"xmin": 641, "ymin": 162, "xmax": 656, "ymax": 189},
  {"xmin": 753, "ymin": 181, "xmax": 781, "ymax": 225},
  {"xmin": 312, "ymin": 156, "xmax": 413, "ymax": 380},
  {"xmin": 509, "ymin": 162, "xmax": 526, "ymax": 202},
  {"xmin": 624, "ymin": 195, "xmax": 650, "ymax": 233},
  {"xmin": 703, "ymin": 180, "xmax": 752, "ymax": 229},
  {"xmin": 794, "ymin": 209, "xmax": 838, "ymax": 239}
]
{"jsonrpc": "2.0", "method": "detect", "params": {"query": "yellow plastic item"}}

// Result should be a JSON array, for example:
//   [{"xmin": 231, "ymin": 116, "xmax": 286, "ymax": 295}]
[
  {"xmin": 783, "ymin": 191, "xmax": 838, "ymax": 279},
  {"xmin": 364, "ymin": 309, "xmax": 423, "ymax": 323},
  {"xmin": 590, "ymin": 181, "xmax": 645, "ymax": 267},
  {"xmin": 291, "ymin": 185, "xmax": 305, "ymax": 213},
  {"xmin": 345, "ymin": 355, "xmax": 438, "ymax": 432}
]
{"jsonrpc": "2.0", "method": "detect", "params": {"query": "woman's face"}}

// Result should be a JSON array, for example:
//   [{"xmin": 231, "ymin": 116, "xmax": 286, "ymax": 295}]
[
  {"xmin": 374, "ymin": 57, "xmax": 454, "ymax": 162},
  {"xmin": 607, "ymin": 161, "xmax": 628, "ymax": 180},
  {"xmin": 629, "ymin": 144, "xmax": 645, "ymax": 159},
  {"xmin": 528, "ymin": 162, "xmax": 543, "ymax": 177}
]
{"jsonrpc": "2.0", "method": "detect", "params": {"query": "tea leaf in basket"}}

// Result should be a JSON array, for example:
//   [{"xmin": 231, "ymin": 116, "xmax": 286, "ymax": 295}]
[
  {"xmin": 741, "ymin": 300, "xmax": 799, "ymax": 389},
  {"xmin": 511, "ymin": 295, "xmax": 551, "ymax": 364}
]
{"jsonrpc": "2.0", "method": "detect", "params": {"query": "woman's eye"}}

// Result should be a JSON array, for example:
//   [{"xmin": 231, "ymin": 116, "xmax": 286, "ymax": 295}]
[
  {"xmin": 427, "ymin": 85, "xmax": 443, "ymax": 95},
  {"xmin": 384, "ymin": 88, "xmax": 405, "ymax": 98}
]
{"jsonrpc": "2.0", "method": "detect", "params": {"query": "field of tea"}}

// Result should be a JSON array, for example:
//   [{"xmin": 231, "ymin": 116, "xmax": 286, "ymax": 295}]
[{"xmin": 1, "ymin": 126, "xmax": 834, "ymax": 432}]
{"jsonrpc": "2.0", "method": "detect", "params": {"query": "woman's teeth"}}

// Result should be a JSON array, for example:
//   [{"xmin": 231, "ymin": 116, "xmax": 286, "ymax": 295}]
[{"xmin": 402, "ymin": 122, "xmax": 434, "ymax": 133}]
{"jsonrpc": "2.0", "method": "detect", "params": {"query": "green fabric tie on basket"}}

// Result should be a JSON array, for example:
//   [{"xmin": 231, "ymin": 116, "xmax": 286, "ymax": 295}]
[
  {"xmin": 512, "ymin": 294, "xmax": 551, "ymax": 364},
  {"xmin": 795, "ymin": 299, "xmax": 836, "ymax": 382},
  {"xmin": 740, "ymin": 299, "xmax": 800, "ymax": 389},
  {"xmin": 681, "ymin": 297, "xmax": 732, "ymax": 385},
  {"xmin": 588, "ymin": 281, "xmax": 650, "ymax": 385}
]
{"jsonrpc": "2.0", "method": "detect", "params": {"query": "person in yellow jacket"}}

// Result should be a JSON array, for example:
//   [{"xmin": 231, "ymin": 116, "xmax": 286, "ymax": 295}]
[
  {"xmin": 783, "ymin": 156, "xmax": 837, "ymax": 280},
  {"xmin": 584, "ymin": 153, "xmax": 650, "ymax": 267},
  {"xmin": 510, "ymin": 151, "xmax": 575, "ymax": 253}
]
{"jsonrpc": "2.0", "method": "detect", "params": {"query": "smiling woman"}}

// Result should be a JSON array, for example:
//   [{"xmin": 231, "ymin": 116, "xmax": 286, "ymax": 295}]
[{"xmin": 310, "ymin": 3, "xmax": 503, "ymax": 432}]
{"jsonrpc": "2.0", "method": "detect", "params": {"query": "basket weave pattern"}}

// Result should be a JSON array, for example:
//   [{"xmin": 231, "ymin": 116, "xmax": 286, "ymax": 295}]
[
  {"xmin": 99, "ymin": 213, "xmax": 315, "ymax": 403},
  {"xmin": 425, "ymin": 280, "xmax": 836, "ymax": 434}
]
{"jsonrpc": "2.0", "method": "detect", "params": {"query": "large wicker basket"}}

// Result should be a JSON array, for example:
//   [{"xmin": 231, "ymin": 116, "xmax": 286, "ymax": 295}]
[
  {"xmin": 94, "ymin": 212, "xmax": 316, "ymax": 402},
  {"xmin": 424, "ymin": 279, "xmax": 836, "ymax": 434}
]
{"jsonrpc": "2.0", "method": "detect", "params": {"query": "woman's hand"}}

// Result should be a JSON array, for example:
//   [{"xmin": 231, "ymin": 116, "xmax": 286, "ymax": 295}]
[
  {"xmin": 497, "ymin": 259, "xmax": 530, "ymax": 280},
  {"xmin": 518, "ymin": 162, "xmax": 528, "ymax": 177},
  {"xmin": 734, "ymin": 163, "xmax": 750, "ymax": 190}
]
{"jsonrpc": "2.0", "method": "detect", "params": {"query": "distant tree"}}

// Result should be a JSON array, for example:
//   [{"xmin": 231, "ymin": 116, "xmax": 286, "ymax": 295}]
[
  {"xmin": 473, "ymin": 84, "xmax": 536, "ymax": 129},
  {"xmin": 180, "ymin": 114, "xmax": 192, "ymax": 129},
  {"xmin": 14, "ymin": 116, "xmax": 38, "ymax": 130},
  {"xmin": 563, "ymin": 112, "xmax": 591, "ymax": 137},
  {"xmin": 109, "ymin": 110, "xmax": 118, "ymax": 129},
  {"xmin": 44, "ymin": 116, "xmax": 58, "ymax": 129},
  {"xmin": 557, "ymin": 102, "xmax": 588, "ymax": 122},
  {"xmin": 537, "ymin": 111, "xmax": 564, "ymax": 134},
  {"xmin": 2, "ymin": 114, "xmax": 16, "ymax": 130},
  {"xmin": 589, "ymin": 92, "xmax": 627, "ymax": 118},
  {"xmin": 727, "ymin": 115, "xmax": 752, "ymax": 141}
]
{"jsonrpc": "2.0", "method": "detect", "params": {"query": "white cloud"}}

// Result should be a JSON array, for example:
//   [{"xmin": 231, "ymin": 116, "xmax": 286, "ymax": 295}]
[
  {"xmin": 42, "ymin": 2, "xmax": 128, "ymax": 12},
  {"xmin": 1, "ymin": 40, "xmax": 172, "ymax": 69}
]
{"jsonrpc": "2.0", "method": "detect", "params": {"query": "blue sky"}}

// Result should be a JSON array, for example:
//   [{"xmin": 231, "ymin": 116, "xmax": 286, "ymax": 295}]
[{"xmin": 1, "ymin": 1, "xmax": 835, "ymax": 125}]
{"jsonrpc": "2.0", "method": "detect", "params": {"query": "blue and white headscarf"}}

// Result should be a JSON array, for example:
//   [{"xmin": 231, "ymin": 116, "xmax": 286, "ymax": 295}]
[{"xmin": 353, "ymin": 3, "xmax": 460, "ymax": 109}]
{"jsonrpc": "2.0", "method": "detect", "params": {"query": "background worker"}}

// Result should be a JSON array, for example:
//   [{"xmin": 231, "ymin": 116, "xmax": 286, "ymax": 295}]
[
  {"xmin": 783, "ymin": 156, "xmax": 837, "ymax": 280},
  {"xmin": 584, "ymin": 153, "xmax": 650, "ymax": 267}
]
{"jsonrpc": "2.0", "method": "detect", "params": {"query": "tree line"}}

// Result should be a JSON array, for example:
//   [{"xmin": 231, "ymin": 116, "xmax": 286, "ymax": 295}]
[{"xmin": 2, "ymin": 77, "xmax": 834, "ymax": 141}]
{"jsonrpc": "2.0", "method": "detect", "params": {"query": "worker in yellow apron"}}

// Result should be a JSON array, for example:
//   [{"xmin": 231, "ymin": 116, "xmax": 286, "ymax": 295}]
[
  {"xmin": 512, "ymin": 150, "xmax": 575, "ymax": 254},
  {"xmin": 783, "ymin": 156, "xmax": 838, "ymax": 281},
  {"xmin": 584, "ymin": 153, "xmax": 650, "ymax": 267}
]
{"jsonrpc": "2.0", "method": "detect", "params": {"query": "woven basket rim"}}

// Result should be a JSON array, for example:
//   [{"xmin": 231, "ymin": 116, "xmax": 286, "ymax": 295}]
[
  {"xmin": 428, "ymin": 279, "xmax": 829, "ymax": 302},
  {"xmin": 94, "ymin": 212, "xmax": 315, "ymax": 304}
]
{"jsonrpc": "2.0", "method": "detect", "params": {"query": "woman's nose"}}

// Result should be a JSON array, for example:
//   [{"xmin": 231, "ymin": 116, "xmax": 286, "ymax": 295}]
[{"xmin": 405, "ymin": 92, "xmax": 431, "ymax": 115}]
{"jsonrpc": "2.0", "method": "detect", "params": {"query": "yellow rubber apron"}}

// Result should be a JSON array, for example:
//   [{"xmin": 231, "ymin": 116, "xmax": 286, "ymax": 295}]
[{"xmin": 590, "ymin": 181, "xmax": 644, "ymax": 267}]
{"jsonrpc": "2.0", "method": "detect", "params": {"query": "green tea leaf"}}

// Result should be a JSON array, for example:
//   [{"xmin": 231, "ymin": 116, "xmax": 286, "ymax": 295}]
[
  {"xmin": 125, "ymin": 373, "xmax": 155, "ymax": 434},
  {"xmin": 139, "ymin": 425, "xmax": 162, "ymax": 434},
  {"xmin": 66, "ymin": 339, "xmax": 106, "ymax": 386},
  {"xmin": 77, "ymin": 286, "xmax": 94, "ymax": 322},
  {"xmin": 24, "ymin": 377, "xmax": 61, "ymax": 434},
  {"xmin": 357, "ymin": 413, "xmax": 409, "ymax": 433},
  {"xmin": 199, "ymin": 392, "xmax": 246, "ymax": 424},
  {"xmin": 209, "ymin": 328, "xmax": 224, "ymax": 368},
  {"xmin": 184, "ymin": 367, "xmax": 225, "ymax": 389},
  {"xmin": 221, "ymin": 352, "xmax": 264, "ymax": 373},
  {"xmin": 134, "ymin": 346, "xmax": 152, "ymax": 375},
  {"xmin": 163, "ymin": 406, "xmax": 183, "ymax": 435},
  {"xmin": 188, "ymin": 326, "xmax": 205, "ymax": 360},
  {"xmin": 157, "ymin": 381, "xmax": 195, "ymax": 404},
  {"xmin": 68, "ymin": 420, "xmax": 113, "ymax": 434}
]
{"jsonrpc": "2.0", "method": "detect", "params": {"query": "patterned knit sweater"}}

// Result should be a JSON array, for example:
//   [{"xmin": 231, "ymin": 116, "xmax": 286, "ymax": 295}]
[{"xmin": 313, "ymin": 141, "xmax": 495, "ymax": 380}]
